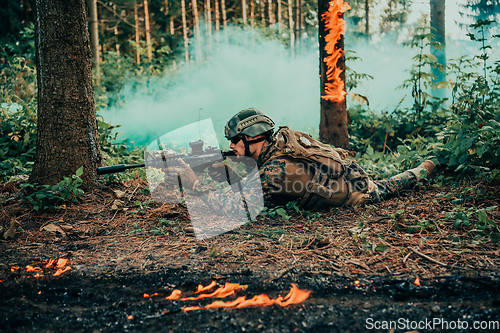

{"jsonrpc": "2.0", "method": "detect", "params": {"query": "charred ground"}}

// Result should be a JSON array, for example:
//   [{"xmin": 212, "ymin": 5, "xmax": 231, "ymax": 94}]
[{"xmin": 1, "ymin": 178, "xmax": 500, "ymax": 332}]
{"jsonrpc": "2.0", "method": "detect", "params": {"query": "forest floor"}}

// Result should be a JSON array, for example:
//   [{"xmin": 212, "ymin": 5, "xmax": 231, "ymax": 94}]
[{"xmin": 1, "ymin": 177, "xmax": 500, "ymax": 332}]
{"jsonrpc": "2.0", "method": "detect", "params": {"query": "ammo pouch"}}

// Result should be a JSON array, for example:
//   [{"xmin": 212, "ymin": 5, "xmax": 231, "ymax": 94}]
[{"xmin": 272, "ymin": 127, "xmax": 373, "ymax": 209}]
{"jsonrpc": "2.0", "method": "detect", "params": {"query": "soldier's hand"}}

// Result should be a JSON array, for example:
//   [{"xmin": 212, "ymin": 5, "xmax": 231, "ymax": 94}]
[
  {"xmin": 208, "ymin": 162, "xmax": 241, "ymax": 185},
  {"xmin": 163, "ymin": 159, "xmax": 198, "ymax": 190}
]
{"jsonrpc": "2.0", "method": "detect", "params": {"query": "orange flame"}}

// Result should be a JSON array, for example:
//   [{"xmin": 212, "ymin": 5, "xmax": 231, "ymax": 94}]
[
  {"xmin": 53, "ymin": 266, "xmax": 71, "ymax": 276},
  {"xmin": 181, "ymin": 282, "xmax": 248, "ymax": 301},
  {"xmin": 196, "ymin": 280, "xmax": 217, "ymax": 293},
  {"xmin": 11, "ymin": 258, "xmax": 72, "ymax": 277},
  {"xmin": 414, "ymin": 277, "xmax": 421, "ymax": 286},
  {"xmin": 321, "ymin": 0, "xmax": 351, "ymax": 102},
  {"xmin": 165, "ymin": 289, "xmax": 182, "ymax": 300},
  {"xmin": 184, "ymin": 283, "xmax": 310, "ymax": 311},
  {"xmin": 45, "ymin": 259, "xmax": 56, "ymax": 268}
]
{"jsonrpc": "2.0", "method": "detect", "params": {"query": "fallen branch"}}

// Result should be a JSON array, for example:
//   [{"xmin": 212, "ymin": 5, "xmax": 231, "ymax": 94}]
[{"xmin": 410, "ymin": 248, "xmax": 448, "ymax": 267}]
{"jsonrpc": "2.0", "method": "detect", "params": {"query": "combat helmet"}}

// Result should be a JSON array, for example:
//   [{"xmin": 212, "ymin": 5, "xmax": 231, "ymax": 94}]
[
  {"xmin": 225, "ymin": 108, "xmax": 275, "ymax": 157},
  {"xmin": 224, "ymin": 108, "xmax": 275, "ymax": 140}
]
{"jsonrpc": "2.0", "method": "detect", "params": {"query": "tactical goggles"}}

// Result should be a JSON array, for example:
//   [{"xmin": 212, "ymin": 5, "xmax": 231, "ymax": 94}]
[{"xmin": 230, "ymin": 136, "xmax": 242, "ymax": 145}]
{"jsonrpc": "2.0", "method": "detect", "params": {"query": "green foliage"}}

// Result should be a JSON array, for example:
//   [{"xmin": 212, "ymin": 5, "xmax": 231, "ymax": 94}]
[{"xmin": 20, "ymin": 167, "xmax": 84, "ymax": 211}]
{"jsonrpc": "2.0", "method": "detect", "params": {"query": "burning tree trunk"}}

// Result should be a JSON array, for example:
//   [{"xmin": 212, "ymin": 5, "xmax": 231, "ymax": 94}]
[
  {"xmin": 318, "ymin": 0, "xmax": 351, "ymax": 149},
  {"xmin": 144, "ymin": 0, "xmax": 153, "ymax": 61},
  {"xmin": 181, "ymin": 0, "xmax": 189, "ymax": 65},
  {"xmin": 89, "ymin": 0, "xmax": 100, "ymax": 85},
  {"xmin": 430, "ymin": 0, "xmax": 446, "ymax": 84},
  {"xmin": 30, "ymin": 0, "xmax": 103, "ymax": 187},
  {"xmin": 134, "ymin": 1, "xmax": 141, "ymax": 64}
]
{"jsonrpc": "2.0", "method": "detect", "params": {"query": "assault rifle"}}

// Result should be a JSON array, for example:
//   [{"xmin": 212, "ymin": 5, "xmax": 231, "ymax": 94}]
[{"xmin": 97, "ymin": 140, "xmax": 236, "ymax": 175}]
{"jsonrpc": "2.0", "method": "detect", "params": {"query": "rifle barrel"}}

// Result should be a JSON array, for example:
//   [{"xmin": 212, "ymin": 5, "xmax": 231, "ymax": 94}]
[{"xmin": 97, "ymin": 163, "xmax": 145, "ymax": 175}]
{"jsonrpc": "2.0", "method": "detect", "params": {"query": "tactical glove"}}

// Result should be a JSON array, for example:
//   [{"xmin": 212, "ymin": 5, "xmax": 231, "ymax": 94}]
[
  {"xmin": 163, "ymin": 159, "xmax": 199, "ymax": 190},
  {"xmin": 208, "ymin": 162, "xmax": 242, "ymax": 185}
]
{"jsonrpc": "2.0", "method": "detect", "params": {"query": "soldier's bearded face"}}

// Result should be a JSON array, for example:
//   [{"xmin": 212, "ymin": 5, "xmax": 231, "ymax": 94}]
[{"xmin": 230, "ymin": 135, "xmax": 263, "ymax": 159}]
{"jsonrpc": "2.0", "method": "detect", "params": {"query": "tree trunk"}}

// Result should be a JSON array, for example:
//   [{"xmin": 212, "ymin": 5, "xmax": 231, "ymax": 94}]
[
  {"xmin": 365, "ymin": 0, "xmax": 369, "ymax": 36},
  {"xmin": 215, "ymin": 0, "xmax": 220, "ymax": 46},
  {"xmin": 318, "ymin": 0, "xmax": 350, "ymax": 149},
  {"xmin": 31, "ymin": 0, "xmax": 103, "ymax": 187},
  {"xmin": 242, "ymin": 0, "xmax": 247, "ymax": 25},
  {"xmin": 250, "ymin": 0, "xmax": 255, "ymax": 27},
  {"xmin": 144, "ymin": 0, "xmax": 153, "ymax": 61},
  {"xmin": 221, "ymin": 0, "xmax": 228, "ymax": 43},
  {"xmin": 113, "ymin": 4, "xmax": 120, "ymax": 56},
  {"xmin": 89, "ymin": 0, "xmax": 100, "ymax": 86},
  {"xmin": 181, "ymin": 0, "xmax": 189, "ymax": 65},
  {"xmin": 260, "ymin": 0, "xmax": 266, "ymax": 24},
  {"xmin": 134, "ymin": 1, "xmax": 141, "ymax": 64},
  {"xmin": 268, "ymin": 0, "xmax": 275, "ymax": 25},
  {"xmin": 288, "ymin": 0, "xmax": 294, "ymax": 56},
  {"xmin": 295, "ymin": 0, "xmax": 301, "ymax": 51},
  {"xmin": 192, "ymin": 0, "xmax": 202, "ymax": 61},
  {"xmin": 430, "ymin": 0, "xmax": 446, "ymax": 83},
  {"xmin": 205, "ymin": 0, "xmax": 212, "ymax": 51},
  {"xmin": 277, "ymin": 0, "xmax": 282, "ymax": 32}
]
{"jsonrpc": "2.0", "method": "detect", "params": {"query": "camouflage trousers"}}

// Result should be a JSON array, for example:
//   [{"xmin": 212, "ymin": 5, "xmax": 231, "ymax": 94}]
[{"xmin": 368, "ymin": 171, "xmax": 417, "ymax": 203}]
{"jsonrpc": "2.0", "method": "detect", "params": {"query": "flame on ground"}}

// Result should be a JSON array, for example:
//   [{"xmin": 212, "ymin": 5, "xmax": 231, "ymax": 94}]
[
  {"xmin": 181, "ymin": 282, "xmax": 248, "ymax": 301},
  {"xmin": 414, "ymin": 277, "xmax": 421, "ymax": 286},
  {"xmin": 184, "ymin": 283, "xmax": 310, "ymax": 311},
  {"xmin": 321, "ymin": 0, "xmax": 351, "ymax": 103},
  {"xmin": 196, "ymin": 280, "xmax": 217, "ymax": 293},
  {"xmin": 165, "ymin": 289, "xmax": 182, "ymax": 300},
  {"xmin": 10, "ymin": 258, "xmax": 72, "ymax": 277}
]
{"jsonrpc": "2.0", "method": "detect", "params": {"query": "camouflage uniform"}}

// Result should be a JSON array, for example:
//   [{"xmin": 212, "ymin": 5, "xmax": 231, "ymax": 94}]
[{"xmin": 191, "ymin": 139, "xmax": 418, "ymax": 216}]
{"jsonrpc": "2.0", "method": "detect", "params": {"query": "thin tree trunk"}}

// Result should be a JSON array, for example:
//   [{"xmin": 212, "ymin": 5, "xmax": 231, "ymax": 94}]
[
  {"xmin": 206, "ymin": 0, "xmax": 212, "ymax": 52},
  {"xmin": 318, "ymin": 0, "xmax": 350, "ymax": 149},
  {"xmin": 294, "ymin": 0, "xmax": 299, "ymax": 50},
  {"xmin": 214, "ymin": 0, "xmax": 220, "ymax": 47},
  {"xmin": 113, "ymin": 4, "xmax": 120, "ymax": 56},
  {"xmin": 221, "ymin": 0, "xmax": 228, "ymax": 43},
  {"xmin": 250, "ymin": 0, "xmax": 254, "ymax": 27},
  {"xmin": 144, "ymin": 0, "xmax": 152, "ymax": 61},
  {"xmin": 192, "ymin": 0, "xmax": 202, "ymax": 61},
  {"xmin": 260, "ymin": 0, "xmax": 266, "ymax": 24},
  {"xmin": 268, "ymin": 0, "xmax": 275, "ymax": 25},
  {"xmin": 134, "ymin": 1, "xmax": 141, "ymax": 64},
  {"xmin": 170, "ymin": 18, "xmax": 175, "ymax": 34},
  {"xmin": 31, "ymin": 0, "xmax": 103, "ymax": 187},
  {"xmin": 277, "ymin": 0, "xmax": 282, "ymax": 32},
  {"xmin": 89, "ymin": 0, "xmax": 100, "ymax": 85},
  {"xmin": 365, "ymin": 0, "xmax": 369, "ymax": 36},
  {"xmin": 242, "ymin": 0, "xmax": 247, "ymax": 25},
  {"xmin": 430, "ymin": 0, "xmax": 446, "ymax": 83},
  {"xmin": 181, "ymin": 0, "xmax": 189, "ymax": 65},
  {"xmin": 288, "ymin": 0, "xmax": 294, "ymax": 56}
]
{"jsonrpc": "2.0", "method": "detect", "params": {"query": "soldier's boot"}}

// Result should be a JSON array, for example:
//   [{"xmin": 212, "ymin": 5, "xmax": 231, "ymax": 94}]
[{"xmin": 407, "ymin": 160, "xmax": 435, "ymax": 182}]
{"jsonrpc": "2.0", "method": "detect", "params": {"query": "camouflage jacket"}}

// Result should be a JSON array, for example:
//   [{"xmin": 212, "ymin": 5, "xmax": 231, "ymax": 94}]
[{"xmin": 191, "ymin": 140, "xmax": 289, "ymax": 217}]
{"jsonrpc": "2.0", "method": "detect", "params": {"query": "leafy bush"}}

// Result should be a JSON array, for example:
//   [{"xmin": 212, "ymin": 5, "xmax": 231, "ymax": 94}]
[{"xmin": 20, "ymin": 167, "xmax": 84, "ymax": 211}]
